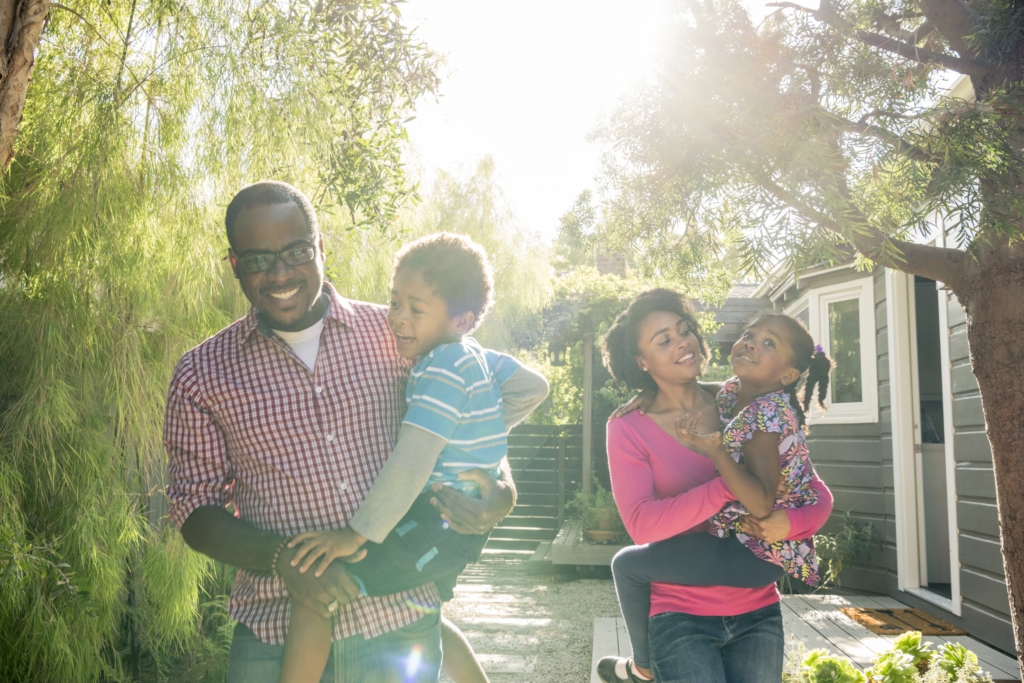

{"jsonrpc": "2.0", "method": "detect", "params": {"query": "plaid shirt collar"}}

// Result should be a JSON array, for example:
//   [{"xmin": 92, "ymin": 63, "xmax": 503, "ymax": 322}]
[{"xmin": 236, "ymin": 281, "xmax": 356, "ymax": 347}]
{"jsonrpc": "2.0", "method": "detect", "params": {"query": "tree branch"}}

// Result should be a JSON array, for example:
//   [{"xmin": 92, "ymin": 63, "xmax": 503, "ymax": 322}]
[
  {"xmin": 856, "ymin": 30, "xmax": 995, "ymax": 76},
  {"xmin": 761, "ymin": 176, "xmax": 967, "ymax": 291},
  {"xmin": 838, "ymin": 117, "xmax": 939, "ymax": 163},
  {"xmin": 0, "ymin": 0, "xmax": 50, "ymax": 171},
  {"xmin": 916, "ymin": 0, "xmax": 980, "ymax": 59}
]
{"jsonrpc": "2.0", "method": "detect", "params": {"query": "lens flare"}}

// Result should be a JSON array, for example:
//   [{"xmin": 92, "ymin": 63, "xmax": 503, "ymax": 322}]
[{"xmin": 404, "ymin": 643, "xmax": 423, "ymax": 680}]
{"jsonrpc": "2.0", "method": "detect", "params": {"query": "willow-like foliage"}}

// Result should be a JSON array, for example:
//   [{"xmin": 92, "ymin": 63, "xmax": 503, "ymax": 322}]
[{"xmin": 0, "ymin": 1, "xmax": 437, "ymax": 680}]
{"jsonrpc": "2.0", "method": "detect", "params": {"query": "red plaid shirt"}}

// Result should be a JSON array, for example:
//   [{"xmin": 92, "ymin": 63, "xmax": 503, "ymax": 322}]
[{"xmin": 165, "ymin": 284, "xmax": 439, "ymax": 645}]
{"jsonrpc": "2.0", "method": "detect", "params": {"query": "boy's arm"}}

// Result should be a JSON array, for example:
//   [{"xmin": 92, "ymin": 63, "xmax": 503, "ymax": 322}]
[
  {"xmin": 498, "ymin": 364, "xmax": 549, "ymax": 429},
  {"xmin": 347, "ymin": 424, "xmax": 446, "ymax": 544}
]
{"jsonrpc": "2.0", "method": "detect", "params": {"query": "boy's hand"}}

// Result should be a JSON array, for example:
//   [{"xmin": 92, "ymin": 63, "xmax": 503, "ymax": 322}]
[
  {"xmin": 674, "ymin": 412, "xmax": 725, "ymax": 459},
  {"xmin": 609, "ymin": 389, "xmax": 657, "ymax": 420},
  {"xmin": 430, "ymin": 469, "xmax": 513, "ymax": 535},
  {"xmin": 288, "ymin": 527, "xmax": 367, "ymax": 577}
]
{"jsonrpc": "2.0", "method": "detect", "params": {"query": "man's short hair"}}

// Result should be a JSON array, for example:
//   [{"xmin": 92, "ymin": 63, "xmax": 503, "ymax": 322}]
[
  {"xmin": 393, "ymin": 233, "xmax": 494, "ymax": 331},
  {"xmin": 224, "ymin": 181, "xmax": 319, "ymax": 249}
]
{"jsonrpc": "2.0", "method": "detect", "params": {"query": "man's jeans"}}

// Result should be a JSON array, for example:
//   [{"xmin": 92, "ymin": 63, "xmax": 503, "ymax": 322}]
[
  {"xmin": 226, "ymin": 611, "xmax": 442, "ymax": 683},
  {"xmin": 648, "ymin": 603, "xmax": 785, "ymax": 683}
]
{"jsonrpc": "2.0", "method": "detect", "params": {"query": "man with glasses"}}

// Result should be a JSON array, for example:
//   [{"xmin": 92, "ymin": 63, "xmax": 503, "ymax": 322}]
[{"xmin": 164, "ymin": 181, "xmax": 541, "ymax": 682}]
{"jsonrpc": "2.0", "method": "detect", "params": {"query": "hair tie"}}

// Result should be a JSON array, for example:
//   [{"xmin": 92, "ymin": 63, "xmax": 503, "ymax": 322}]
[{"xmin": 814, "ymin": 345, "xmax": 824, "ymax": 354}]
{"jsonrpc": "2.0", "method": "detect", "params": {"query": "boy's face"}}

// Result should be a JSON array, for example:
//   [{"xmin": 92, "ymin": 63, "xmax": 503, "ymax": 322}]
[{"xmin": 387, "ymin": 267, "xmax": 471, "ymax": 359}]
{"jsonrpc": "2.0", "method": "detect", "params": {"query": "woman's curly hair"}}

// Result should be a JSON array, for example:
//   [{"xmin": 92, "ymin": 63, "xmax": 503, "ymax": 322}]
[{"xmin": 600, "ymin": 288, "xmax": 711, "ymax": 392}]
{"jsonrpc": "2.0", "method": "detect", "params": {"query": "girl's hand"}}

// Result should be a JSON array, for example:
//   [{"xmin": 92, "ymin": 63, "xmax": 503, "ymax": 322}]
[
  {"xmin": 288, "ymin": 527, "xmax": 367, "ymax": 577},
  {"xmin": 674, "ymin": 412, "xmax": 724, "ymax": 458},
  {"xmin": 738, "ymin": 509, "xmax": 791, "ymax": 544},
  {"xmin": 609, "ymin": 389, "xmax": 657, "ymax": 420}
]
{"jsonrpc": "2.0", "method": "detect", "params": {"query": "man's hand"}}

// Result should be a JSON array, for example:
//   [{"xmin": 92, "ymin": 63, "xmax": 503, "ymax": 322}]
[
  {"xmin": 288, "ymin": 527, "xmax": 367, "ymax": 577},
  {"xmin": 277, "ymin": 543, "xmax": 363, "ymax": 618},
  {"xmin": 430, "ymin": 468, "xmax": 514, "ymax": 535},
  {"xmin": 608, "ymin": 389, "xmax": 657, "ymax": 420},
  {"xmin": 738, "ymin": 509, "xmax": 791, "ymax": 545}
]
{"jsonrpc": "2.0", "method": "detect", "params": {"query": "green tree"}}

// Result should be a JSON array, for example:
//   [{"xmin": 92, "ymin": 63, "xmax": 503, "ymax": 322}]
[
  {"xmin": 592, "ymin": 0, "xmax": 1024, "ymax": 661},
  {"xmin": 0, "ymin": 1, "xmax": 436, "ymax": 680}
]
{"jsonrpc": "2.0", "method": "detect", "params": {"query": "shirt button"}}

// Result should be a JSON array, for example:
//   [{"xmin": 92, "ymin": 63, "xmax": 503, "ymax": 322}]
[
  {"xmin": 316, "ymin": 386, "xmax": 323, "ymax": 394},
  {"xmin": 326, "ymin": 433, "xmax": 334, "ymax": 443},
  {"xmin": 339, "ymin": 482, "xmax": 348, "ymax": 492}
]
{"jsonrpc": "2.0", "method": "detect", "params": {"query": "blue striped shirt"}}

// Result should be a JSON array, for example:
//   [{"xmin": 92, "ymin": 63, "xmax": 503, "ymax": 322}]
[{"xmin": 403, "ymin": 338, "xmax": 516, "ymax": 496}]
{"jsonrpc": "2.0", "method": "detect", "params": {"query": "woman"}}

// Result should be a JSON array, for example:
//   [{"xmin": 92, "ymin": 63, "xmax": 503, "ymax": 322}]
[{"xmin": 598, "ymin": 289, "xmax": 833, "ymax": 683}]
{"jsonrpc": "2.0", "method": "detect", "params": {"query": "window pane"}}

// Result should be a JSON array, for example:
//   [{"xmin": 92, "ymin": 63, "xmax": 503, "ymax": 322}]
[
  {"xmin": 829, "ymin": 298, "xmax": 863, "ymax": 403},
  {"xmin": 794, "ymin": 306, "xmax": 809, "ymax": 328}
]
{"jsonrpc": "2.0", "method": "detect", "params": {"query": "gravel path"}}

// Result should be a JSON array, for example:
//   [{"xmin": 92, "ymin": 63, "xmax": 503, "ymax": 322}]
[{"xmin": 441, "ymin": 559, "xmax": 621, "ymax": 683}]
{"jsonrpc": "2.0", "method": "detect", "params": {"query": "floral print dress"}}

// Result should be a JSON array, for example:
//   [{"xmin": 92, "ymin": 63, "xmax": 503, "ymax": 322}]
[{"xmin": 706, "ymin": 377, "xmax": 821, "ymax": 586}]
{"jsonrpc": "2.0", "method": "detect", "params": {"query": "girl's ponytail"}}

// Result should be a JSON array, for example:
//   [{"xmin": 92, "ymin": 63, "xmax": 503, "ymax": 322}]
[{"xmin": 802, "ymin": 344, "xmax": 835, "ymax": 414}]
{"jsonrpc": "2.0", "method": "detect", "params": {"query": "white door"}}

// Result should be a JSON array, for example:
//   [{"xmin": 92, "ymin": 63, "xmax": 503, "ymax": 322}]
[{"xmin": 886, "ymin": 270, "xmax": 961, "ymax": 614}]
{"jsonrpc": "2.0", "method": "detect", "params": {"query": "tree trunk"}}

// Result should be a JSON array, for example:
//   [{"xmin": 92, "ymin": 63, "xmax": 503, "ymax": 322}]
[
  {"xmin": 956, "ymin": 239, "xmax": 1024, "ymax": 668},
  {"xmin": 0, "ymin": 0, "xmax": 49, "ymax": 171}
]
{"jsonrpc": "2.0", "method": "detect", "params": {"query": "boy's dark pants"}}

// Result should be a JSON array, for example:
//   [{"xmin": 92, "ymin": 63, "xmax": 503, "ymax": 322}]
[{"xmin": 348, "ymin": 492, "xmax": 489, "ymax": 601}]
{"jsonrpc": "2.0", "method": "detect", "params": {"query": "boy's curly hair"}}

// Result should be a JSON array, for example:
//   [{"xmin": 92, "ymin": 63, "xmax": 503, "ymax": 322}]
[
  {"xmin": 601, "ymin": 288, "xmax": 711, "ymax": 392},
  {"xmin": 393, "ymin": 233, "xmax": 494, "ymax": 332}
]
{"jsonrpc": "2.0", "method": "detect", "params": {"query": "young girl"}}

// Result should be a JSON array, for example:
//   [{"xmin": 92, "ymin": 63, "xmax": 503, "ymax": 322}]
[
  {"xmin": 278, "ymin": 233, "xmax": 548, "ymax": 683},
  {"xmin": 598, "ymin": 312, "xmax": 833, "ymax": 683}
]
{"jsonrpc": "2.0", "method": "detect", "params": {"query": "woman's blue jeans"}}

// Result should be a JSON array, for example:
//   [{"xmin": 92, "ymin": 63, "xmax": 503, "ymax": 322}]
[{"xmin": 648, "ymin": 602, "xmax": 785, "ymax": 683}]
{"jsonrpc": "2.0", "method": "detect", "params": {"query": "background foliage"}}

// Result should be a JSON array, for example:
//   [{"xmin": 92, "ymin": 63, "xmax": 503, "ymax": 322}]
[{"xmin": 0, "ymin": 1, "xmax": 437, "ymax": 680}]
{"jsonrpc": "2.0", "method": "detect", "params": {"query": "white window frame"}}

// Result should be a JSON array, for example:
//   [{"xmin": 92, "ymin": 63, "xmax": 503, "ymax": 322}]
[{"xmin": 784, "ymin": 277, "xmax": 878, "ymax": 424}]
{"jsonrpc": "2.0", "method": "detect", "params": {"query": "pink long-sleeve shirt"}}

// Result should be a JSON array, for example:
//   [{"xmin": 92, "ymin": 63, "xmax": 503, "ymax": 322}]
[{"xmin": 607, "ymin": 410, "xmax": 834, "ymax": 617}]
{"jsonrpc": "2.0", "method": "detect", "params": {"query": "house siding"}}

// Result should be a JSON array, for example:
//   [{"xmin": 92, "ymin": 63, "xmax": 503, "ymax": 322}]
[{"xmin": 770, "ymin": 268, "xmax": 1013, "ymax": 654}]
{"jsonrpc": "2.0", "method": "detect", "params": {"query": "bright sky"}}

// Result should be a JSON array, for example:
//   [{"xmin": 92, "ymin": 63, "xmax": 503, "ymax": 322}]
[{"xmin": 403, "ymin": 0, "xmax": 776, "ymax": 242}]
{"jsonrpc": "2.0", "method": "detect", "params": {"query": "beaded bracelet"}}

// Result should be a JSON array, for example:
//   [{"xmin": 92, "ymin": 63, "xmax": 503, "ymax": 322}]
[{"xmin": 270, "ymin": 538, "xmax": 290, "ymax": 579}]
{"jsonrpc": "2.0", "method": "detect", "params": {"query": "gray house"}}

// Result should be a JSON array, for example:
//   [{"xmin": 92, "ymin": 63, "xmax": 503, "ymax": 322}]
[{"xmin": 752, "ymin": 242, "xmax": 1012, "ymax": 653}]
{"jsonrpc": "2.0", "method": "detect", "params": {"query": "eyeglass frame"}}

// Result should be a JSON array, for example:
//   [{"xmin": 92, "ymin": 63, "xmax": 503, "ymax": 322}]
[{"xmin": 227, "ymin": 238, "xmax": 321, "ymax": 275}]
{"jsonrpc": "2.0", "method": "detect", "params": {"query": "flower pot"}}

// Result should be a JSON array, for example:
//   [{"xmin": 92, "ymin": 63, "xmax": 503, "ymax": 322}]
[{"xmin": 588, "ymin": 507, "xmax": 617, "ymax": 531}]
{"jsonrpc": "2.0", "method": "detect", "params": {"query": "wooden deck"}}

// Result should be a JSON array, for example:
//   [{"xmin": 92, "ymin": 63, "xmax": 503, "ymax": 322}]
[
  {"xmin": 549, "ymin": 520, "xmax": 627, "ymax": 566},
  {"xmin": 591, "ymin": 593, "xmax": 1021, "ymax": 683}
]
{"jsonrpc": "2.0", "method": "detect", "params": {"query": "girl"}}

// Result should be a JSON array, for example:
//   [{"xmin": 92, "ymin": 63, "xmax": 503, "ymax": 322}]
[{"xmin": 598, "ymin": 311, "xmax": 833, "ymax": 683}]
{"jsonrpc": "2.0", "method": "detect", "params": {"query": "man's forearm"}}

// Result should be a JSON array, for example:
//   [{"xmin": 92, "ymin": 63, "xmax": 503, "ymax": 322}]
[{"xmin": 180, "ymin": 505, "xmax": 285, "ymax": 572}]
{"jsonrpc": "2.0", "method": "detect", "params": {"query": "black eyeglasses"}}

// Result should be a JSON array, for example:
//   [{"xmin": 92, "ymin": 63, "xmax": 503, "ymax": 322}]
[{"xmin": 233, "ymin": 243, "xmax": 318, "ymax": 274}]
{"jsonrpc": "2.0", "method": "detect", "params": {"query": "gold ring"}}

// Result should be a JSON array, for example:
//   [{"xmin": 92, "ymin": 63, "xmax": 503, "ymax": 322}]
[{"xmin": 327, "ymin": 600, "xmax": 340, "ymax": 614}]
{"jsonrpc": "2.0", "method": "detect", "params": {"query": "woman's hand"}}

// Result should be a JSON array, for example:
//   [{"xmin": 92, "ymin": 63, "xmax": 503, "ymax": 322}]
[
  {"xmin": 738, "ymin": 509, "xmax": 791, "ymax": 544},
  {"xmin": 674, "ymin": 412, "xmax": 724, "ymax": 459},
  {"xmin": 430, "ymin": 468, "xmax": 514, "ymax": 535},
  {"xmin": 609, "ymin": 389, "xmax": 656, "ymax": 420}
]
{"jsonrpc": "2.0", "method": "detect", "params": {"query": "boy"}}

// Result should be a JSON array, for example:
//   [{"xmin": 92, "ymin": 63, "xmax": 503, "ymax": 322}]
[{"xmin": 279, "ymin": 233, "xmax": 548, "ymax": 683}]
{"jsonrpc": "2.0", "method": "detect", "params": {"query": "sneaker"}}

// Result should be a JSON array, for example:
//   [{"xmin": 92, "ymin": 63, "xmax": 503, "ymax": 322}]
[{"xmin": 596, "ymin": 656, "xmax": 652, "ymax": 683}]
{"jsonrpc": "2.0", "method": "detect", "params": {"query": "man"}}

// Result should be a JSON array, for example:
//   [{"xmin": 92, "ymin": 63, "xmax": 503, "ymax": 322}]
[{"xmin": 165, "ymin": 181, "xmax": 546, "ymax": 682}]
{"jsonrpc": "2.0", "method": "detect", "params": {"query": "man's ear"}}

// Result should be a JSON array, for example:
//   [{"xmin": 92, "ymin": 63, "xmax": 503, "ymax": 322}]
[
  {"xmin": 227, "ymin": 250, "xmax": 240, "ymax": 280},
  {"xmin": 451, "ymin": 310, "xmax": 476, "ymax": 335}
]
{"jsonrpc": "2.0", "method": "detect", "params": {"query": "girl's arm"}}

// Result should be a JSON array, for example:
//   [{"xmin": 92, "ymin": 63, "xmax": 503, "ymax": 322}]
[
  {"xmin": 738, "ymin": 473, "xmax": 834, "ymax": 543},
  {"xmin": 675, "ymin": 416, "xmax": 780, "ymax": 519},
  {"xmin": 608, "ymin": 419, "xmax": 734, "ymax": 544}
]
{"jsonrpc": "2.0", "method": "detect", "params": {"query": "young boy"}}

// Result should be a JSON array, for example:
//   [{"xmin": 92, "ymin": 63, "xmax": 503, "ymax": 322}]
[{"xmin": 279, "ymin": 233, "xmax": 549, "ymax": 683}]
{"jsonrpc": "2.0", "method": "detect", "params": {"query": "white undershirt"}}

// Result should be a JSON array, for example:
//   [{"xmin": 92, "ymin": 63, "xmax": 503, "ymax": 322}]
[{"xmin": 273, "ymin": 318, "xmax": 324, "ymax": 372}]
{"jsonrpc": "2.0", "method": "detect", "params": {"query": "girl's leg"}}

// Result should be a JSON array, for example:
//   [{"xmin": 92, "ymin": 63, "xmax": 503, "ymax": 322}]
[
  {"xmin": 439, "ymin": 615, "xmax": 490, "ymax": 683},
  {"xmin": 611, "ymin": 534, "xmax": 784, "ymax": 672},
  {"xmin": 280, "ymin": 600, "xmax": 333, "ymax": 683}
]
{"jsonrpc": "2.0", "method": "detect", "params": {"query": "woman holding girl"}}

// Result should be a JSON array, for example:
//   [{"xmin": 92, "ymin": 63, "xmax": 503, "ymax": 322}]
[{"xmin": 597, "ymin": 289, "xmax": 834, "ymax": 683}]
